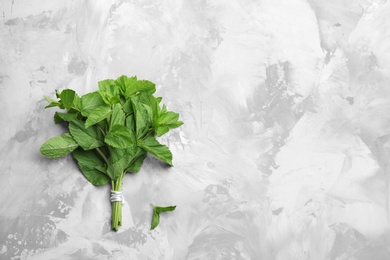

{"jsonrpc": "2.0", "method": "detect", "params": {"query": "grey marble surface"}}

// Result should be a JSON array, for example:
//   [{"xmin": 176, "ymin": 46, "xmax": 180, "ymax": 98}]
[{"xmin": 1, "ymin": 0, "xmax": 390, "ymax": 259}]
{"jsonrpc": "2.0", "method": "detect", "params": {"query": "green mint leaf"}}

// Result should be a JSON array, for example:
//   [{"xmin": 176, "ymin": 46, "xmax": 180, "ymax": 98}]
[
  {"xmin": 155, "ymin": 121, "xmax": 183, "ymax": 137},
  {"xmin": 40, "ymin": 133, "xmax": 78, "ymax": 159},
  {"xmin": 85, "ymin": 105, "xmax": 112, "ymax": 128},
  {"xmin": 125, "ymin": 114, "xmax": 135, "ymax": 132},
  {"xmin": 97, "ymin": 120, "xmax": 108, "ymax": 133},
  {"xmin": 155, "ymin": 106, "xmax": 183, "ymax": 136},
  {"xmin": 138, "ymin": 136, "xmax": 173, "ymax": 166},
  {"xmin": 109, "ymin": 145, "xmax": 137, "ymax": 163},
  {"xmin": 98, "ymin": 79, "xmax": 115, "ymax": 93},
  {"xmin": 54, "ymin": 112, "xmax": 78, "ymax": 124},
  {"xmin": 116, "ymin": 75, "xmax": 137, "ymax": 96},
  {"xmin": 111, "ymin": 103, "xmax": 125, "ymax": 127},
  {"xmin": 155, "ymin": 126, "xmax": 169, "ymax": 137},
  {"xmin": 139, "ymin": 93, "xmax": 159, "ymax": 128},
  {"xmin": 98, "ymin": 79, "xmax": 120, "ymax": 105},
  {"xmin": 80, "ymin": 91, "xmax": 106, "ymax": 117},
  {"xmin": 131, "ymin": 97, "xmax": 150, "ymax": 138},
  {"xmin": 72, "ymin": 149, "xmax": 110, "ymax": 186},
  {"xmin": 55, "ymin": 89, "xmax": 61, "ymax": 98},
  {"xmin": 109, "ymin": 146, "xmax": 131, "ymax": 162},
  {"xmin": 155, "ymin": 205, "xmax": 176, "ymax": 213},
  {"xmin": 107, "ymin": 156, "xmax": 129, "ymax": 180},
  {"xmin": 158, "ymin": 110, "xmax": 181, "ymax": 125},
  {"xmin": 69, "ymin": 119, "xmax": 104, "ymax": 150},
  {"xmin": 105, "ymin": 125, "xmax": 136, "ymax": 149},
  {"xmin": 59, "ymin": 89, "xmax": 76, "ymax": 110},
  {"xmin": 95, "ymin": 165, "xmax": 108, "ymax": 175},
  {"xmin": 44, "ymin": 96, "xmax": 64, "ymax": 109},
  {"xmin": 107, "ymin": 147, "xmax": 135, "ymax": 180},
  {"xmin": 150, "ymin": 204, "xmax": 176, "ymax": 230},
  {"xmin": 151, "ymin": 208, "xmax": 160, "ymax": 230},
  {"xmin": 73, "ymin": 93, "xmax": 82, "ymax": 111},
  {"xmin": 125, "ymin": 79, "xmax": 156, "ymax": 97},
  {"xmin": 122, "ymin": 99, "xmax": 134, "ymax": 114},
  {"xmin": 126, "ymin": 153, "xmax": 147, "ymax": 173}
]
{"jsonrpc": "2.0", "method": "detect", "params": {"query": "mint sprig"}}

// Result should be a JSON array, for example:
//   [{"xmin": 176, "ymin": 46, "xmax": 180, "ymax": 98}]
[{"xmin": 40, "ymin": 75, "xmax": 182, "ymax": 231}]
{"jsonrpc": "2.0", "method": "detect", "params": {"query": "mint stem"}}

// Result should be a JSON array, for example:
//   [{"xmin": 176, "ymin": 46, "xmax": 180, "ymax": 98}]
[
  {"xmin": 111, "ymin": 173, "xmax": 124, "ymax": 231},
  {"xmin": 96, "ymin": 147, "xmax": 108, "ymax": 164}
]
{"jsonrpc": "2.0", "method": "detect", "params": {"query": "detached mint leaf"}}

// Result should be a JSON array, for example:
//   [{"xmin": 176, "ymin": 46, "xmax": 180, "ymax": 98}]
[
  {"xmin": 155, "ymin": 205, "xmax": 176, "ymax": 213},
  {"xmin": 40, "ymin": 133, "xmax": 78, "ymax": 158},
  {"xmin": 105, "ymin": 125, "xmax": 136, "ymax": 149},
  {"xmin": 72, "ymin": 149, "xmax": 110, "ymax": 186},
  {"xmin": 151, "ymin": 209, "xmax": 160, "ymax": 230},
  {"xmin": 80, "ymin": 91, "xmax": 106, "ymax": 117},
  {"xmin": 138, "ymin": 136, "xmax": 172, "ymax": 166},
  {"xmin": 69, "ymin": 119, "xmax": 104, "ymax": 150},
  {"xmin": 150, "ymin": 204, "xmax": 176, "ymax": 230},
  {"xmin": 85, "ymin": 105, "xmax": 112, "ymax": 128}
]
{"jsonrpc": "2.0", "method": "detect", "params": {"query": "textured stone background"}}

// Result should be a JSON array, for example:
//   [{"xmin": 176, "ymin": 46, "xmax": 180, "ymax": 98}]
[{"xmin": 1, "ymin": 0, "xmax": 390, "ymax": 259}]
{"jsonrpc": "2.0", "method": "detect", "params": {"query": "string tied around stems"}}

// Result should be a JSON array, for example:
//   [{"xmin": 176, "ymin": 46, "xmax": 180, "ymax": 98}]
[{"xmin": 110, "ymin": 190, "xmax": 125, "ymax": 205}]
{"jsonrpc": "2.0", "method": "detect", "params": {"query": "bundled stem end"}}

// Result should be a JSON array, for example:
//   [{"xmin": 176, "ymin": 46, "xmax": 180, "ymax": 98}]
[{"xmin": 111, "ymin": 175, "xmax": 123, "ymax": 231}]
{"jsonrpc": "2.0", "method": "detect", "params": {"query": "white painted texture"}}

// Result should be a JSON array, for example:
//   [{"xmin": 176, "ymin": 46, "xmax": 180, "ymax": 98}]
[{"xmin": 1, "ymin": 0, "xmax": 390, "ymax": 259}]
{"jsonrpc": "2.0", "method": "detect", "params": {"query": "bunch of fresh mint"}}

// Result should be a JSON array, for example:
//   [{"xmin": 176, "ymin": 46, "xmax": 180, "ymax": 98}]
[{"xmin": 40, "ymin": 75, "xmax": 182, "ymax": 231}]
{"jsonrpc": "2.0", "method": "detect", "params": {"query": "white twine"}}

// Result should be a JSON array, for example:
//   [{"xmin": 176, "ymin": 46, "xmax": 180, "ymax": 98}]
[{"xmin": 110, "ymin": 190, "xmax": 124, "ymax": 204}]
